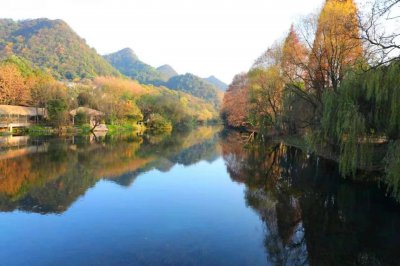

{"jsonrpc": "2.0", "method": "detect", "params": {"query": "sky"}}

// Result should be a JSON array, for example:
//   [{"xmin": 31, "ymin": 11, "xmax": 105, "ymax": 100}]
[{"xmin": 0, "ymin": 0, "xmax": 327, "ymax": 83}]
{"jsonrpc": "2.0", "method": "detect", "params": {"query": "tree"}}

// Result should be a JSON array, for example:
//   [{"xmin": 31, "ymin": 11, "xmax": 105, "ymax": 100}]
[
  {"xmin": 247, "ymin": 67, "xmax": 284, "ymax": 131},
  {"xmin": 308, "ymin": 0, "xmax": 363, "ymax": 96},
  {"xmin": 360, "ymin": 0, "xmax": 400, "ymax": 66},
  {"xmin": 47, "ymin": 98, "xmax": 68, "ymax": 128},
  {"xmin": 77, "ymin": 92, "xmax": 95, "ymax": 107},
  {"xmin": 0, "ymin": 63, "xmax": 30, "ymax": 105},
  {"xmin": 221, "ymin": 73, "xmax": 250, "ymax": 128}
]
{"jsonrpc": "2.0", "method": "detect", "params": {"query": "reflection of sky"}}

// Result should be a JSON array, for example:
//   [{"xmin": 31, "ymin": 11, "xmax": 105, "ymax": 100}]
[{"xmin": 0, "ymin": 158, "xmax": 269, "ymax": 265}]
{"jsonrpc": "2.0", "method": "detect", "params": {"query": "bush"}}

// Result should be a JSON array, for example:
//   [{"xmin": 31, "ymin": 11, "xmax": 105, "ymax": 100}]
[
  {"xmin": 74, "ymin": 111, "xmax": 88, "ymax": 125},
  {"xmin": 47, "ymin": 98, "xmax": 68, "ymax": 128},
  {"xmin": 147, "ymin": 113, "xmax": 172, "ymax": 132}
]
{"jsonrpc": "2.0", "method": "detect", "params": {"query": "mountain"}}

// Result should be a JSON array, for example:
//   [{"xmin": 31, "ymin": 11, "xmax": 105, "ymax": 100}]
[
  {"xmin": 105, "ymin": 49, "xmax": 221, "ymax": 107},
  {"xmin": 165, "ymin": 73, "xmax": 221, "ymax": 107},
  {"xmin": 104, "ymin": 48, "xmax": 166, "ymax": 85},
  {"xmin": 157, "ymin": 64, "xmax": 178, "ymax": 80},
  {"xmin": 205, "ymin": 75, "xmax": 228, "ymax": 91},
  {"xmin": 0, "ymin": 18, "xmax": 120, "ymax": 80}
]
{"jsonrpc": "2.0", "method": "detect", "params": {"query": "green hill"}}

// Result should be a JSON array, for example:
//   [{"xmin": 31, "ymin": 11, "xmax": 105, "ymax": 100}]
[
  {"xmin": 0, "ymin": 18, "xmax": 120, "ymax": 80},
  {"xmin": 204, "ymin": 75, "xmax": 228, "ymax": 91},
  {"xmin": 105, "ymin": 49, "xmax": 221, "ymax": 107},
  {"xmin": 104, "ymin": 48, "xmax": 165, "ymax": 85},
  {"xmin": 165, "ymin": 73, "xmax": 221, "ymax": 107},
  {"xmin": 157, "ymin": 64, "xmax": 178, "ymax": 80}
]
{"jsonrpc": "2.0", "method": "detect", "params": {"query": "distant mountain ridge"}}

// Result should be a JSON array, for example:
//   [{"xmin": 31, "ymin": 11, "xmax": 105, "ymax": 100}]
[
  {"xmin": 104, "ymin": 48, "xmax": 165, "ymax": 85},
  {"xmin": 204, "ymin": 75, "xmax": 228, "ymax": 91},
  {"xmin": 157, "ymin": 64, "xmax": 178, "ymax": 80},
  {"xmin": 105, "ymin": 48, "xmax": 223, "ymax": 106},
  {"xmin": 165, "ymin": 73, "xmax": 221, "ymax": 107},
  {"xmin": 0, "ymin": 18, "xmax": 120, "ymax": 79}
]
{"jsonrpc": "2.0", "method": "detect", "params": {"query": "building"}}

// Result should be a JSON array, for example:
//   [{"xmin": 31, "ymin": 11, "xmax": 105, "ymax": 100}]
[
  {"xmin": 69, "ymin": 107, "xmax": 108, "ymax": 132},
  {"xmin": 0, "ymin": 105, "xmax": 47, "ymax": 131}
]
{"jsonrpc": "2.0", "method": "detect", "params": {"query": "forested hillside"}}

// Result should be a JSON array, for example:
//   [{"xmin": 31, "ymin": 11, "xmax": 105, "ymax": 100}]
[
  {"xmin": 105, "ymin": 49, "xmax": 223, "ymax": 107},
  {"xmin": 157, "ymin": 64, "xmax": 178, "ymax": 80},
  {"xmin": 166, "ymin": 73, "xmax": 222, "ymax": 107},
  {"xmin": 0, "ymin": 19, "xmax": 221, "ymax": 132},
  {"xmin": 104, "ymin": 48, "xmax": 166, "ymax": 85},
  {"xmin": 204, "ymin": 76, "xmax": 228, "ymax": 91},
  {"xmin": 0, "ymin": 18, "xmax": 120, "ymax": 80}
]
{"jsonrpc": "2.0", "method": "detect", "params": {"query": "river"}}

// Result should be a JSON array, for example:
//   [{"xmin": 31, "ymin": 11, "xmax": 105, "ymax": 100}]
[{"xmin": 0, "ymin": 127, "xmax": 399, "ymax": 265}]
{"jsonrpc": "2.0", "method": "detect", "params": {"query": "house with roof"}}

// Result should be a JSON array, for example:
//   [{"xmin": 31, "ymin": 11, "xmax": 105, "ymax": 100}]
[
  {"xmin": 69, "ymin": 107, "xmax": 108, "ymax": 132},
  {"xmin": 0, "ymin": 105, "xmax": 47, "ymax": 131}
]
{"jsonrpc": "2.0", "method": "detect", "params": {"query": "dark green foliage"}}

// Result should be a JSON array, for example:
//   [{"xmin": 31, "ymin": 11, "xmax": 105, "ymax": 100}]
[
  {"xmin": 0, "ymin": 18, "xmax": 120, "ymax": 80},
  {"xmin": 165, "ymin": 73, "xmax": 221, "ymax": 107},
  {"xmin": 74, "ymin": 111, "xmax": 89, "ymax": 126},
  {"xmin": 147, "ymin": 113, "xmax": 172, "ymax": 132},
  {"xmin": 137, "ymin": 93, "xmax": 196, "ymax": 129},
  {"xmin": 77, "ymin": 92, "xmax": 97, "ymax": 109},
  {"xmin": 104, "ymin": 48, "xmax": 166, "ymax": 85},
  {"xmin": 47, "ymin": 98, "xmax": 68, "ymax": 127},
  {"xmin": 384, "ymin": 140, "xmax": 400, "ymax": 201},
  {"xmin": 320, "ymin": 61, "xmax": 400, "ymax": 176}
]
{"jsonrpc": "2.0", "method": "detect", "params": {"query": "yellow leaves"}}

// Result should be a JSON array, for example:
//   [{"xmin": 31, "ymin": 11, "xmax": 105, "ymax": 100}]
[
  {"xmin": 314, "ymin": 0, "xmax": 362, "ymax": 63},
  {"xmin": 93, "ymin": 76, "xmax": 148, "ymax": 97},
  {"xmin": 0, "ymin": 63, "xmax": 31, "ymax": 105}
]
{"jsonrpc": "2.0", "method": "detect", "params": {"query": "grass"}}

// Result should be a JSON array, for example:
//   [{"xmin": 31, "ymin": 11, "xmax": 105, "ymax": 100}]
[
  {"xmin": 27, "ymin": 125, "xmax": 53, "ymax": 136},
  {"xmin": 107, "ymin": 123, "xmax": 143, "ymax": 135}
]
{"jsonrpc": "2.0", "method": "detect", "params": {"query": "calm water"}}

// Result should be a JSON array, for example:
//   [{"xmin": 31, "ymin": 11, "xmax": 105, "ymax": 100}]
[{"xmin": 0, "ymin": 128, "xmax": 400, "ymax": 265}]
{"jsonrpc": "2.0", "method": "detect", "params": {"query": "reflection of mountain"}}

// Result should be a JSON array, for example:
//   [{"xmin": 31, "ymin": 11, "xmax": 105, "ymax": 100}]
[
  {"xmin": 221, "ymin": 131, "xmax": 400, "ymax": 265},
  {"xmin": 0, "ymin": 126, "xmax": 221, "ymax": 214}
]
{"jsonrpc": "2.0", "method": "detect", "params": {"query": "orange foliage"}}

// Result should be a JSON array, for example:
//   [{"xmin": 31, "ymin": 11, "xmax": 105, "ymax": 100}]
[
  {"xmin": 221, "ymin": 73, "xmax": 250, "ymax": 128},
  {"xmin": 309, "ymin": 0, "xmax": 362, "ymax": 95},
  {"xmin": 0, "ymin": 63, "xmax": 31, "ymax": 105},
  {"xmin": 281, "ymin": 25, "xmax": 308, "ymax": 82}
]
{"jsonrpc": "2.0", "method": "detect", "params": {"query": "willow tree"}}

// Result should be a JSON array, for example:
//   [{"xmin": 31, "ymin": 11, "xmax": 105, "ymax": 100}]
[{"xmin": 321, "ymin": 60, "xmax": 400, "ymax": 176}]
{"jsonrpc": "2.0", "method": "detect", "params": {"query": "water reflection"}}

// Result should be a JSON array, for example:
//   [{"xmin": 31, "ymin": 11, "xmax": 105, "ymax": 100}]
[
  {"xmin": 1, "ymin": 129, "xmax": 400, "ymax": 265},
  {"xmin": 0, "ymin": 127, "xmax": 221, "ymax": 214},
  {"xmin": 221, "ymin": 131, "xmax": 400, "ymax": 265}
]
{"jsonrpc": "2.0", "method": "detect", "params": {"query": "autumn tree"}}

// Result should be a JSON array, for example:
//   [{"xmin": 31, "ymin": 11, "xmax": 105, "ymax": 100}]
[
  {"xmin": 221, "ymin": 73, "xmax": 250, "ymax": 128},
  {"xmin": 307, "ymin": 0, "xmax": 363, "ymax": 97},
  {"xmin": 281, "ymin": 25, "xmax": 309, "ymax": 83},
  {"xmin": 0, "ymin": 63, "xmax": 30, "ymax": 105},
  {"xmin": 247, "ymin": 67, "xmax": 284, "ymax": 132}
]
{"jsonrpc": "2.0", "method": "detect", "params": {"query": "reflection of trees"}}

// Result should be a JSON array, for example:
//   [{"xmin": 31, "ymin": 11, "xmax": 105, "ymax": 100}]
[
  {"xmin": 0, "ymin": 126, "xmax": 221, "ymax": 214},
  {"xmin": 221, "ymin": 131, "xmax": 400, "ymax": 265}
]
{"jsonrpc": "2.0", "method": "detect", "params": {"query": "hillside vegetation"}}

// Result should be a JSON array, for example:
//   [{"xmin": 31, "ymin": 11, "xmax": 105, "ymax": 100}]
[
  {"xmin": 104, "ymin": 48, "xmax": 165, "ymax": 85},
  {"xmin": 105, "ymin": 48, "xmax": 223, "ymax": 107},
  {"xmin": 0, "ymin": 18, "xmax": 120, "ymax": 80},
  {"xmin": 0, "ymin": 18, "xmax": 221, "ymax": 132},
  {"xmin": 205, "ymin": 75, "xmax": 228, "ymax": 91},
  {"xmin": 156, "ymin": 64, "xmax": 178, "ymax": 80},
  {"xmin": 166, "ymin": 73, "xmax": 222, "ymax": 107}
]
